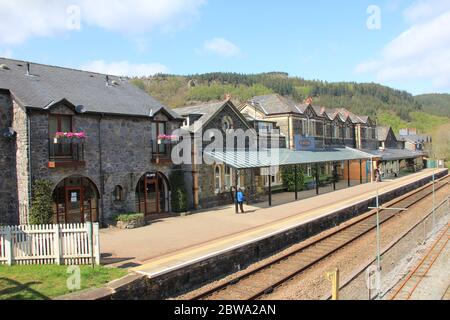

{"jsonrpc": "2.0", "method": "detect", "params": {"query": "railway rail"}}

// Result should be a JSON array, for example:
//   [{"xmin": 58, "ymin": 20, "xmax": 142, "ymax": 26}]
[
  {"xmin": 389, "ymin": 223, "xmax": 450, "ymax": 300},
  {"xmin": 188, "ymin": 175, "xmax": 449, "ymax": 300}
]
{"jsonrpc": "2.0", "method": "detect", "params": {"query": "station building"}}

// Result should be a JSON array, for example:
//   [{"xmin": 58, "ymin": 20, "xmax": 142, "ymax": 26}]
[
  {"xmin": 0, "ymin": 58, "xmax": 186, "ymax": 226},
  {"xmin": 0, "ymin": 58, "xmax": 428, "ymax": 225}
]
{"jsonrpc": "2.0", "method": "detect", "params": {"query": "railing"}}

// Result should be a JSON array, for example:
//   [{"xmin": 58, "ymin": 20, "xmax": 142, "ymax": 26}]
[
  {"xmin": 48, "ymin": 138, "xmax": 85, "ymax": 166},
  {"xmin": 151, "ymin": 140, "xmax": 174, "ymax": 164},
  {"xmin": 0, "ymin": 223, "xmax": 100, "ymax": 266}
]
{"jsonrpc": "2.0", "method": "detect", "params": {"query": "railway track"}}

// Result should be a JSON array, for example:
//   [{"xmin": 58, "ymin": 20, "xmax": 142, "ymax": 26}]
[
  {"xmin": 389, "ymin": 223, "xmax": 450, "ymax": 300},
  {"xmin": 189, "ymin": 175, "xmax": 449, "ymax": 300}
]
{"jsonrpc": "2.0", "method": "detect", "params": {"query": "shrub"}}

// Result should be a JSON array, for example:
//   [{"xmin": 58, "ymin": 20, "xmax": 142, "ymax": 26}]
[
  {"xmin": 281, "ymin": 166, "xmax": 305, "ymax": 192},
  {"xmin": 29, "ymin": 180, "xmax": 54, "ymax": 225},
  {"xmin": 169, "ymin": 166, "xmax": 188, "ymax": 213},
  {"xmin": 114, "ymin": 213, "xmax": 144, "ymax": 223}
]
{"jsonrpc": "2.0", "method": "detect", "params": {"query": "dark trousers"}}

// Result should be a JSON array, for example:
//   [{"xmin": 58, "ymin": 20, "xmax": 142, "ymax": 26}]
[{"xmin": 238, "ymin": 202, "xmax": 245, "ymax": 213}]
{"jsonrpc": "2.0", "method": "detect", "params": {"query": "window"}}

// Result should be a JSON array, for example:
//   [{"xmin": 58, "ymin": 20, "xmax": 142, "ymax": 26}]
[
  {"xmin": 308, "ymin": 120, "xmax": 316, "ymax": 136},
  {"xmin": 224, "ymin": 166, "xmax": 232, "ymax": 190},
  {"xmin": 151, "ymin": 121, "xmax": 167, "ymax": 155},
  {"xmin": 315, "ymin": 120, "xmax": 323, "ymax": 137},
  {"xmin": 215, "ymin": 166, "xmax": 222, "ymax": 194},
  {"xmin": 49, "ymin": 114, "xmax": 72, "ymax": 157},
  {"xmin": 222, "ymin": 116, "xmax": 234, "ymax": 132},
  {"xmin": 114, "ymin": 185, "xmax": 124, "ymax": 201},
  {"xmin": 258, "ymin": 122, "xmax": 273, "ymax": 133}
]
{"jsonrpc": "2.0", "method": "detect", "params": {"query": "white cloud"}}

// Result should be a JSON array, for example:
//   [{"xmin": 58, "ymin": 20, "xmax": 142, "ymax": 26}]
[
  {"xmin": 80, "ymin": 60, "xmax": 168, "ymax": 77},
  {"xmin": 355, "ymin": 0, "xmax": 450, "ymax": 91},
  {"xmin": 0, "ymin": 48, "xmax": 13, "ymax": 58},
  {"xmin": 0, "ymin": 0, "xmax": 206, "ymax": 45},
  {"xmin": 403, "ymin": 0, "xmax": 450, "ymax": 23},
  {"xmin": 203, "ymin": 38, "xmax": 241, "ymax": 57}
]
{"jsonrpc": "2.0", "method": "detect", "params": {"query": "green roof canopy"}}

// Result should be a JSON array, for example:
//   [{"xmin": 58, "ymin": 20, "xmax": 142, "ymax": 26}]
[{"xmin": 205, "ymin": 147, "xmax": 375, "ymax": 170}]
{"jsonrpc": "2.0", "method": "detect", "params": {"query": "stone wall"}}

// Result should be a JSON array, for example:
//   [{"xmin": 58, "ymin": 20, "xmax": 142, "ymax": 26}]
[
  {"xmin": 0, "ymin": 91, "xmax": 18, "ymax": 225},
  {"xmin": 12, "ymin": 100, "xmax": 29, "ymax": 224},
  {"xmin": 26, "ymin": 103, "xmax": 185, "ymax": 225}
]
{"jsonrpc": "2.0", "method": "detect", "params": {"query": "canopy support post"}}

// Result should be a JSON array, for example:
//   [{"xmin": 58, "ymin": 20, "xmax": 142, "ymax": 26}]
[
  {"xmin": 235, "ymin": 169, "xmax": 239, "ymax": 214},
  {"xmin": 294, "ymin": 165, "xmax": 299, "ymax": 201},
  {"xmin": 315, "ymin": 163, "xmax": 320, "ymax": 195},
  {"xmin": 268, "ymin": 172, "xmax": 272, "ymax": 207},
  {"xmin": 347, "ymin": 160, "xmax": 351, "ymax": 187},
  {"xmin": 333, "ymin": 162, "xmax": 337, "ymax": 191},
  {"xmin": 360, "ymin": 159, "xmax": 363, "ymax": 184}
]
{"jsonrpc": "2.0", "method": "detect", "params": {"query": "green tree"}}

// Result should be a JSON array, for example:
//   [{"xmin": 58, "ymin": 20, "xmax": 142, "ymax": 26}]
[{"xmin": 29, "ymin": 180, "xmax": 54, "ymax": 225}]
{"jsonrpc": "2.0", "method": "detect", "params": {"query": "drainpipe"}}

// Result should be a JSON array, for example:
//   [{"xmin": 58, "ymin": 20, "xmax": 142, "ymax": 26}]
[
  {"xmin": 98, "ymin": 114, "xmax": 105, "ymax": 226},
  {"xmin": 26, "ymin": 110, "xmax": 32, "ymax": 225},
  {"xmin": 191, "ymin": 137, "xmax": 199, "ymax": 210}
]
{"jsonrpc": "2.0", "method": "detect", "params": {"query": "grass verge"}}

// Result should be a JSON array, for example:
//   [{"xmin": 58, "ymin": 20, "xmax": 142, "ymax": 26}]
[{"xmin": 0, "ymin": 265, "xmax": 127, "ymax": 300}]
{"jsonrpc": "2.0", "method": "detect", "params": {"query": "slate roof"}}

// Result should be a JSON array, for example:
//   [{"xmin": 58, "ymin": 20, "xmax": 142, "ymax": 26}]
[
  {"xmin": 0, "ymin": 58, "xmax": 183, "ymax": 119},
  {"xmin": 362, "ymin": 148, "xmax": 424, "ymax": 161},
  {"xmin": 376, "ymin": 126, "xmax": 391, "ymax": 141},
  {"xmin": 175, "ymin": 100, "xmax": 252, "ymax": 133},
  {"xmin": 247, "ymin": 94, "xmax": 305, "ymax": 115},
  {"xmin": 247, "ymin": 94, "xmax": 372, "ymax": 125}
]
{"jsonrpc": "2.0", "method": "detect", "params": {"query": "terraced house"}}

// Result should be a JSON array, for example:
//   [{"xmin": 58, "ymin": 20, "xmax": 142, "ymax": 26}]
[
  {"xmin": 0, "ymin": 58, "xmax": 186, "ymax": 226},
  {"xmin": 239, "ymin": 94, "xmax": 379, "ymax": 182}
]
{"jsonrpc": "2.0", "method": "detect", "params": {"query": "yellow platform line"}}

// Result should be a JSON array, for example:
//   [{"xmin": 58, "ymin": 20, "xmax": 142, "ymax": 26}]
[{"xmin": 132, "ymin": 171, "xmax": 444, "ymax": 277}]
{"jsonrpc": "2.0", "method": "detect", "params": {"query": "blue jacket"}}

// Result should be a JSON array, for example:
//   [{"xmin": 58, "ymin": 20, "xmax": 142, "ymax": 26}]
[{"xmin": 237, "ymin": 191, "xmax": 245, "ymax": 203}]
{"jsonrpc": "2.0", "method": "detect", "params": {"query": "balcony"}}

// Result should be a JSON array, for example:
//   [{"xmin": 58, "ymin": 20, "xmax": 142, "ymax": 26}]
[
  {"xmin": 48, "ymin": 138, "xmax": 85, "ymax": 168},
  {"xmin": 151, "ymin": 140, "xmax": 174, "ymax": 165}
]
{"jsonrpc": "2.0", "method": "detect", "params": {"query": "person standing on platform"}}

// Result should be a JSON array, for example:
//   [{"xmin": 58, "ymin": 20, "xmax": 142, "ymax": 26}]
[{"xmin": 236, "ymin": 188, "xmax": 246, "ymax": 214}]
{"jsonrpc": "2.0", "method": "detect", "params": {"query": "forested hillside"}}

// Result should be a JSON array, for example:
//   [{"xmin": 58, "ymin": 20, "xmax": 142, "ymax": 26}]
[
  {"xmin": 415, "ymin": 94, "xmax": 450, "ymax": 118},
  {"xmin": 132, "ymin": 72, "xmax": 421, "ymax": 119}
]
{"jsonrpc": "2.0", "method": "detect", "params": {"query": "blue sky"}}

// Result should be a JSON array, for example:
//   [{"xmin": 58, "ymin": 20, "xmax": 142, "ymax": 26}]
[{"xmin": 1, "ymin": 0, "xmax": 449, "ymax": 95}]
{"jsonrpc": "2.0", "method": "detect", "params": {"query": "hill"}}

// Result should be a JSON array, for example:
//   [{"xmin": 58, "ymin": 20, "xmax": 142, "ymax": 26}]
[{"xmin": 415, "ymin": 94, "xmax": 450, "ymax": 118}]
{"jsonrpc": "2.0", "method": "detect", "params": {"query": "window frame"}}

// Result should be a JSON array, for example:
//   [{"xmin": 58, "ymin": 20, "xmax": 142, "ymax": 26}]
[{"xmin": 49, "ymin": 114, "xmax": 73, "ymax": 158}]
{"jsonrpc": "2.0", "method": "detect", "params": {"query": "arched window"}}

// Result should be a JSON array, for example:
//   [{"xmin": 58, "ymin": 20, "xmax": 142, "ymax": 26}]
[
  {"xmin": 215, "ymin": 166, "xmax": 222, "ymax": 194},
  {"xmin": 222, "ymin": 116, "xmax": 234, "ymax": 132},
  {"xmin": 114, "ymin": 185, "xmax": 124, "ymax": 201}
]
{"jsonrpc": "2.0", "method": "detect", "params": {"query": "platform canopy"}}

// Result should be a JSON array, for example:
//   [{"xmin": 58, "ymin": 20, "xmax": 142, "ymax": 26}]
[
  {"xmin": 362, "ymin": 148, "xmax": 425, "ymax": 161},
  {"xmin": 204, "ymin": 147, "xmax": 375, "ymax": 170}
]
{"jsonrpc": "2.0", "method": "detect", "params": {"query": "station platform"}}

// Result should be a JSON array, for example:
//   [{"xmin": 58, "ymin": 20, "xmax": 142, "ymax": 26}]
[{"xmin": 99, "ymin": 169, "xmax": 447, "ymax": 279}]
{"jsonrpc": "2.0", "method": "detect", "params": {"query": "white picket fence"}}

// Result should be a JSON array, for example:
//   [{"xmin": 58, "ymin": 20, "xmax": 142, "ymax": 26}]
[{"xmin": 0, "ymin": 223, "xmax": 100, "ymax": 266}]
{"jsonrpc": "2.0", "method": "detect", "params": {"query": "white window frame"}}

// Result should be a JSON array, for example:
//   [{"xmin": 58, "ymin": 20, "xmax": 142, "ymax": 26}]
[{"xmin": 214, "ymin": 165, "xmax": 222, "ymax": 194}]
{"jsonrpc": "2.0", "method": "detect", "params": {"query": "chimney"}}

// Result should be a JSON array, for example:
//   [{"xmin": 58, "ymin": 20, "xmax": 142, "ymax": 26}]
[
  {"xmin": 26, "ymin": 62, "xmax": 30, "ymax": 76},
  {"xmin": 304, "ymin": 96, "xmax": 313, "ymax": 105}
]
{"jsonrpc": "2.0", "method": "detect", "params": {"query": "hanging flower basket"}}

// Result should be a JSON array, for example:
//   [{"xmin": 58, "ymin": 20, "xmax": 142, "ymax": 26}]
[
  {"xmin": 54, "ymin": 131, "xmax": 87, "ymax": 144},
  {"xmin": 157, "ymin": 134, "xmax": 179, "ymax": 145}
]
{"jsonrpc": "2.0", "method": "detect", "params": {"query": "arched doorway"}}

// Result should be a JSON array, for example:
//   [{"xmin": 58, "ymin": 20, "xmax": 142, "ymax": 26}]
[
  {"xmin": 52, "ymin": 176, "xmax": 100, "ymax": 224},
  {"xmin": 136, "ymin": 172, "xmax": 170, "ymax": 216}
]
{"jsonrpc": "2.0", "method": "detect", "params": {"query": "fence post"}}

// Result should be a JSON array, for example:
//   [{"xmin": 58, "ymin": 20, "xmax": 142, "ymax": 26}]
[
  {"xmin": 5, "ymin": 226, "xmax": 13, "ymax": 266},
  {"xmin": 54, "ymin": 224, "xmax": 62, "ymax": 265},
  {"xmin": 93, "ymin": 223, "xmax": 100, "ymax": 266}
]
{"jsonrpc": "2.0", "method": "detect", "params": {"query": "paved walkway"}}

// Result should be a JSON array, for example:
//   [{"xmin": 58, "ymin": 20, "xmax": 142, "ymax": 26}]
[{"xmin": 99, "ymin": 169, "xmax": 446, "ymax": 275}]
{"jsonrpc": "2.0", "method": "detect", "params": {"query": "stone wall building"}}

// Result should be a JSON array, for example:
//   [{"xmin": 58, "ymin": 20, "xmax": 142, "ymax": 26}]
[{"xmin": 0, "ymin": 58, "xmax": 186, "ymax": 226}]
